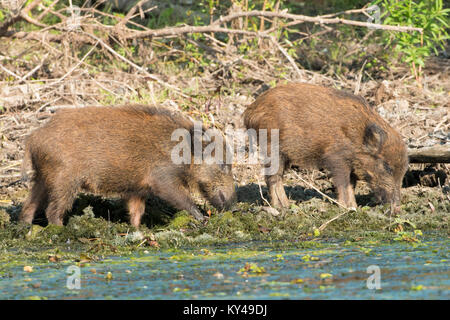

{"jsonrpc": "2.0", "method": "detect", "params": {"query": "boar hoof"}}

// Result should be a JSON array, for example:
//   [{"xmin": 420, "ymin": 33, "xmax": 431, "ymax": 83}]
[
  {"xmin": 390, "ymin": 204, "xmax": 402, "ymax": 216},
  {"xmin": 191, "ymin": 208, "xmax": 205, "ymax": 221},
  {"xmin": 262, "ymin": 206, "xmax": 281, "ymax": 217}
]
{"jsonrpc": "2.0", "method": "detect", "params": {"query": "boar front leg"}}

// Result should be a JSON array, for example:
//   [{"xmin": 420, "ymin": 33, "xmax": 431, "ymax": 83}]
[
  {"xmin": 149, "ymin": 176, "xmax": 205, "ymax": 221},
  {"xmin": 331, "ymin": 170, "xmax": 357, "ymax": 209},
  {"xmin": 336, "ymin": 180, "xmax": 357, "ymax": 209},
  {"xmin": 324, "ymin": 155, "xmax": 357, "ymax": 209},
  {"xmin": 158, "ymin": 187, "xmax": 205, "ymax": 221},
  {"xmin": 266, "ymin": 175, "xmax": 290, "ymax": 208}
]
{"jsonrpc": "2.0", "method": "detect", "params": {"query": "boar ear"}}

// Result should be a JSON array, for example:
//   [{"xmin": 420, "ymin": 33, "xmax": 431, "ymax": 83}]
[{"xmin": 363, "ymin": 123, "xmax": 386, "ymax": 155}]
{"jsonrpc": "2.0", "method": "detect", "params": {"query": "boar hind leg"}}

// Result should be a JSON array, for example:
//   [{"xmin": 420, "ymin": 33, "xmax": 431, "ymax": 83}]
[
  {"xmin": 265, "ymin": 156, "xmax": 289, "ymax": 208},
  {"xmin": 126, "ymin": 196, "xmax": 146, "ymax": 228},
  {"xmin": 45, "ymin": 180, "xmax": 79, "ymax": 225},
  {"xmin": 20, "ymin": 179, "xmax": 48, "ymax": 224}
]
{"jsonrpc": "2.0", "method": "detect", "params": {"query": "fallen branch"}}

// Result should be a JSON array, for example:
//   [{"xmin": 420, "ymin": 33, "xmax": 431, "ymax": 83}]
[
  {"xmin": 128, "ymin": 25, "xmax": 266, "ymax": 39},
  {"xmin": 290, "ymin": 171, "xmax": 355, "ymax": 232},
  {"xmin": 125, "ymin": 15, "xmax": 421, "ymax": 40},
  {"xmin": 408, "ymin": 145, "xmax": 450, "ymax": 163},
  {"xmin": 318, "ymin": 210, "xmax": 351, "ymax": 232}
]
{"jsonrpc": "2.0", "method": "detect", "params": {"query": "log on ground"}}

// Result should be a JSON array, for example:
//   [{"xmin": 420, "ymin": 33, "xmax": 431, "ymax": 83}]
[{"xmin": 408, "ymin": 144, "xmax": 450, "ymax": 163}]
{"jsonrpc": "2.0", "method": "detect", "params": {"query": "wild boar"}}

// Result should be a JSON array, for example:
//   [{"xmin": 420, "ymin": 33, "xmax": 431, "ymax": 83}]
[
  {"xmin": 243, "ymin": 83, "xmax": 408, "ymax": 210},
  {"xmin": 20, "ymin": 105, "xmax": 236, "ymax": 227}
]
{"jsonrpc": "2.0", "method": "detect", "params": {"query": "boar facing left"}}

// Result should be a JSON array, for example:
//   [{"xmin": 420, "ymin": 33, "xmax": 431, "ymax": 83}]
[{"xmin": 20, "ymin": 105, "xmax": 236, "ymax": 227}]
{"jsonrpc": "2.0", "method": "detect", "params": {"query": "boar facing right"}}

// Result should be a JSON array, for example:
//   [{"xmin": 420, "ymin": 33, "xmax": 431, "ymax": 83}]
[
  {"xmin": 243, "ymin": 83, "xmax": 409, "ymax": 211},
  {"xmin": 20, "ymin": 105, "xmax": 236, "ymax": 227}
]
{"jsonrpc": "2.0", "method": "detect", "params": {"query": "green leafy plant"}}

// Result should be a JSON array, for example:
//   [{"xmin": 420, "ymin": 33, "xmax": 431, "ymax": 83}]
[{"xmin": 373, "ymin": 0, "xmax": 449, "ymax": 85}]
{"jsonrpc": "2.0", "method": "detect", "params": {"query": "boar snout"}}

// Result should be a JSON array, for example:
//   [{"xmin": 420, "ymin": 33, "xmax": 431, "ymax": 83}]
[
  {"xmin": 209, "ymin": 185, "xmax": 237, "ymax": 211},
  {"xmin": 374, "ymin": 186, "xmax": 401, "ymax": 209},
  {"xmin": 391, "ymin": 188, "xmax": 402, "ymax": 214}
]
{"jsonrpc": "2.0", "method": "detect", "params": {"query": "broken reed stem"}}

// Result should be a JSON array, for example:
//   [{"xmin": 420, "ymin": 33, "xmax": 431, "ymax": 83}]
[
  {"xmin": 354, "ymin": 59, "xmax": 367, "ymax": 95},
  {"xmin": 292, "ymin": 171, "xmax": 349, "ymax": 210},
  {"xmin": 256, "ymin": 175, "xmax": 272, "ymax": 208},
  {"xmin": 270, "ymin": 36, "xmax": 303, "ymax": 78},
  {"xmin": 318, "ymin": 210, "xmax": 351, "ymax": 232},
  {"xmin": 291, "ymin": 171, "xmax": 354, "ymax": 231}
]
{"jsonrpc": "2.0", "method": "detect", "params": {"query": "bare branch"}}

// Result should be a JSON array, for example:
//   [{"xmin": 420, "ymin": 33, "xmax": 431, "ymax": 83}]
[
  {"xmin": 270, "ymin": 36, "xmax": 303, "ymax": 79},
  {"xmin": 114, "ymin": 0, "xmax": 155, "ymax": 30},
  {"xmin": 212, "ymin": 10, "xmax": 422, "ymax": 33},
  {"xmin": 0, "ymin": 0, "xmax": 43, "ymax": 36},
  {"xmin": 127, "ymin": 25, "xmax": 266, "ymax": 40}
]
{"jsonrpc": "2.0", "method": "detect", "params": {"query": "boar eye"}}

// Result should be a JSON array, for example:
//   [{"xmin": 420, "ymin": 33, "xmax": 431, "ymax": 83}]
[{"xmin": 383, "ymin": 161, "xmax": 393, "ymax": 175}]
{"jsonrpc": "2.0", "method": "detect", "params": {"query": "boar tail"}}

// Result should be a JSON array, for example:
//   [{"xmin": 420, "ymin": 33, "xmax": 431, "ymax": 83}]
[
  {"xmin": 21, "ymin": 145, "xmax": 33, "ymax": 182},
  {"xmin": 242, "ymin": 107, "xmax": 257, "ymax": 131}
]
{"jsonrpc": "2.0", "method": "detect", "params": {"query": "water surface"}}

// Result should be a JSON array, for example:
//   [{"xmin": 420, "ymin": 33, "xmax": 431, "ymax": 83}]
[{"xmin": 1, "ymin": 237, "xmax": 448, "ymax": 299}]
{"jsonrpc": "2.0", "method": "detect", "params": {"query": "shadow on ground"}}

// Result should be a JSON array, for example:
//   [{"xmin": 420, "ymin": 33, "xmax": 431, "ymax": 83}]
[
  {"xmin": 2, "ymin": 166, "xmax": 446, "ymax": 227},
  {"xmin": 236, "ymin": 183, "xmax": 376, "ymax": 207}
]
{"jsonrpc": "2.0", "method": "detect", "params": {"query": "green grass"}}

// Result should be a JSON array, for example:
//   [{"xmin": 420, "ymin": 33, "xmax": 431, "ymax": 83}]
[{"xmin": 0, "ymin": 185, "xmax": 448, "ymax": 265}]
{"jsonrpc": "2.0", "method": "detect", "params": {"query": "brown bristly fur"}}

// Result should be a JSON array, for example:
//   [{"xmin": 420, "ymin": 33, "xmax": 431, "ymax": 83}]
[
  {"xmin": 20, "ymin": 105, "xmax": 236, "ymax": 227},
  {"xmin": 243, "ymin": 83, "xmax": 408, "ymax": 210}
]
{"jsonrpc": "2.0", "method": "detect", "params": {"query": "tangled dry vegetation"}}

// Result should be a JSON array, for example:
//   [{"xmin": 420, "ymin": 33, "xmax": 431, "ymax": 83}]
[{"xmin": 0, "ymin": 0, "xmax": 448, "ymax": 217}]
